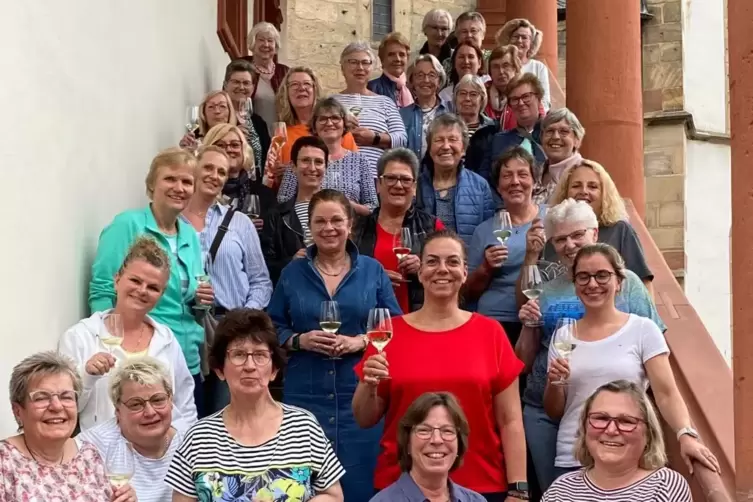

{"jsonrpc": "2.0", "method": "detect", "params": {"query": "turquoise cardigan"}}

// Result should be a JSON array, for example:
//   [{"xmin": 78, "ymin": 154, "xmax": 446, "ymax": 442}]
[{"xmin": 89, "ymin": 205, "xmax": 204, "ymax": 375}]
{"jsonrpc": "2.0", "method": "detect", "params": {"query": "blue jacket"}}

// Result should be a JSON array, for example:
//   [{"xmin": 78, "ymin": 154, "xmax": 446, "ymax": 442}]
[
  {"xmin": 478, "ymin": 121, "xmax": 547, "ymax": 186},
  {"xmin": 267, "ymin": 241, "xmax": 401, "ymax": 502},
  {"xmin": 367, "ymin": 74, "xmax": 399, "ymax": 105},
  {"xmin": 399, "ymin": 102, "xmax": 448, "ymax": 159},
  {"xmin": 416, "ymin": 159, "xmax": 496, "ymax": 245}
]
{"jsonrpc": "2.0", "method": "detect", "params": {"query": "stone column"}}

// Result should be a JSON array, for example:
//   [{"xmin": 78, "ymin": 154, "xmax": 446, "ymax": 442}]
[
  {"xmin": 729, "ymin": 0, "xmax": 753, "ymax": 496},
  {"xmin": 504, "ymin": 0, "xmax": 559, "ymax": 79},
  {"xmin": 565, "ymin": 0, "xmax": 644, "ymax": 216}
]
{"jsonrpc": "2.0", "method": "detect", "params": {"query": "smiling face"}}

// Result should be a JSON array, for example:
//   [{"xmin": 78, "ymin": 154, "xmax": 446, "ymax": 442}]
[
  {"xmin": 214, "ymin": 131, "xmax": 244, "ymax": 174},
  {"xmin": 429, "ymin": 124, "xmax": 464, "ymax": 171},
  {"xmin": 543, "ymin": 119, "xmax": 581, "ymax": 164},
  {"xmin": 204, "ymin": 93, "xmax": 231, "ymax": 129},
  {"xmin": 13, "ymin": 373, "xmax": 78, "ymax": 442},
  {"xmin": 294, "ymin": 146, "xmax": 327, "ymax": 192},
  {"xmin": 116, "ymin": 382, "xmax": 173, "ymax": 443},
  {"xmin": 225, "ymin": 71, "xmax": 255, "ymax": 105},
  {"xmin": 455, "ymin": 83, "xmax": 483, "ymax": 118},
  {"xmin": 508, "ymin": 83, "xmax": 540, "ymax": 127},
  {"xmin": 197, "ymin": 151, "xmax": 230, "ymax": 198},
  {"xmin": 586, "ymin": 391, "xmax": 648, "ymax": 470},
  {"xmin": 419, "ymin": 237, "xmax": 468, "ymax": 301},
  {"xmin": 288, "ymin": 71, "xmax": 316, "ymax": 112},
  {"xmin": 510, "ymin": 26, "xmax": 533, "ymax": 59},
  {"xmin": 342, "ymin": 51, "xmax": 373, "ymax": 87},
  {"xmin": 252, "ymin": 32, "xmax": 277, "ymax": 60},
  {"xmin": 378, "ymin": 160, "xmax": 417, "ymax": 212},
  {"xmin": 314, "ymin": 108, "xmax": 345, "ymax": 144},
  {"xmin": 383, "ymin": 42, "xmax": 409, "ymax": 77},
  {"xmin": 409, "ymin": 406, "xmax": 459, "ymax": 477},
  {"xmin": 150, "ymin": 164, "xmax": 195, "ymax": 214},
  {"xmin": 567, "ymin": 166, "xmax": 603, "ymax": 216},
  {"xmin": 454, "ymin": 45, "xmax": 481, "ymax": 78},
  {"xmin": 411, "ymin": 60, "xmax": 441, "ymax": 101},
  {"xmin": 551, "ymin": 221, "xmax": 598, "ymax": 267},
  {"xmin": 574, "ymin": 253, "xmax": 621, "ymax": 309},
  {"xmin": 217, "ymin": 338, "xmax": 278, "ymax": 398},
  {"xmin": 310, "ymin": 200, "xmax": 351, "ymax": 253},
  {"xmin": 114, "ymin": 259, "xmax": 168, "ymax": 315},
  {"xmin": 497, "ymin": 157, "xmax": 533, "ymax": 206},
  {"xmin": 456, "ymin": 19, "xmax": 485, "ymax": 47},
  {"xmin": 490, "ymin": 53, "xmax": 518, "ymax": 90}
]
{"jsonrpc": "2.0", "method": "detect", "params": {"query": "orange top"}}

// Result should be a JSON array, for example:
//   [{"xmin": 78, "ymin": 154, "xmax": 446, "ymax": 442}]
[{"xmin": 279, "ymin": 123, "xmax": 359, "ymax": 164}]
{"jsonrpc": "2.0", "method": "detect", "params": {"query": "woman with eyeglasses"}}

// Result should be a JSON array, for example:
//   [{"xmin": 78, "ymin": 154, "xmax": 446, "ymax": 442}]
[
  {"xmin": 542, "ymin": 243, "xmax": 719, "ymax": 481},
  {"xmin": 438, "ymin": 41, "xmax": 490, "ymax": 110},
  {"xmin": 77, "ymin": 357, "xmax": 183, "ymax": 502},
  {"xmin": 419, "ymin": 9, "xmax": 454, "ymax": 63},
  {"xmin": 452, "ymin": 74, "xmax": 494, "ymax": 138},
  {"xmin": 166, "ymin": 309, "xmax": 346, "ymax": 502},
  {"xmin": 179, "ymin": 90, "xmax": 238, "ymax": 151},
  {"xmin": 61, "ymin": 236, "xmax": 197, "ymax": 431},
  {"xmin": 276, "ymin": 97, "xmax": 378, "ymax": 216},
  {"xmin": 2, "ymin": 352, "xmax": 136, "ymax": 501},
  {"xmin": 352, "ymin": 148, "xmax": 444, "ymax": 313},
  {"xmin": 495, "ymin": 19, "xmax": 551, "ymax": 111}
]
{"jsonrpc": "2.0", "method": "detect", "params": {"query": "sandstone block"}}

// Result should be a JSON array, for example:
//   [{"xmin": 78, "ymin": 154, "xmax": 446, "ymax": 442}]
[
  {"xmin": 645, "ymin": 175, "xmax": 684, "ymax": 204},
  {"xmin": 649, "ymin": 227, "xmax": 684, "ymax": 250},
  {"xmin": 642, "ymin": 23, "xmax": 682, "ymax": 45},
  {"xmin": 658, "ymin": 201, "xmax": 685, "ymax": 227}
]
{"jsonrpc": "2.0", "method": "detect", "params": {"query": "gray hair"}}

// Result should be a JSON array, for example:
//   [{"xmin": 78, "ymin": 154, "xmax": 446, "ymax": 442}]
[
  {"xmin": 10, "ymin": 352, "xmax": 81, "ymax": 427},
  {"xmin": 453, "ymin": 74, "xmax": 489, "ymax": 113},
  {"xmin": 542, "ymin": 108, "xmax": 586, "ymax": 141},
  {"xmin": 247, "ymin": 22, "xmax": 281, "ymax": 51},
  {"xmin": 455, "ymin": 11, "xmax": 487, "ymax": 33},
  {"xmin": 108, "ymin": 356, "xmax": 173, "ymax": 406},
  {"xmin": 376, "ymin": 148, "xmax": 420, "ymax": 178},
  {"xmin": 422, "ymin": 8, "xmax": 454, "ymax": 33},
  {"xmin": 407, "ymin": 54, "xmax": 447, "ymax": 90},
  {"xmin": 544, "ymin": 198, "xmax": 599, "ymax": 239},
  {"xmin": 427, "ymin": 113, "xmax": 470, "ymax": 150},
  {"xmin": 340, "ymin": 41, "xmax": 375, "ymax": 65}
]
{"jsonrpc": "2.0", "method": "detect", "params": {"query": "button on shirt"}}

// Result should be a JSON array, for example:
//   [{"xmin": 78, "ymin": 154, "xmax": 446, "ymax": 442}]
[
  {"xmin": 194, "ymin": 204, "xmax": 272, "ymax": 310},
  {"xmin": 370, "ymin": 473, "xmax": 487, "ymax": 502}
]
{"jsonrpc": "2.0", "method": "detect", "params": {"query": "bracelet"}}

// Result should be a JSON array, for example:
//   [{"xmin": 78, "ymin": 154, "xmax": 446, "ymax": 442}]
[
  {"xmin": 508, "ymin": 491, "xmax": 529, "ymax": 501},
  {"xmin": 361, "ymin": 334, "xmax": 369, "ymax": 350}
]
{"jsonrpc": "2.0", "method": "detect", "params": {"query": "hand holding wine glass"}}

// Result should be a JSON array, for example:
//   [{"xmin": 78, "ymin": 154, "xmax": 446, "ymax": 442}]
[
  {"xmin": 521, "ymin": 265, "xmax": 544, "ymax": 327},
  {"xmin": 193, "ymin": 252, "xmax": 212, "ymax": 311},
  {"xmin": 550, "ymin": 318, "xmax": 577, "ymax": 386},
  {"xmin": 392, "ymin": 228, "xmax": 413, "ymax": 282},
  {"xmin": 320, "ymin": 301, "xmax": 342, "ymax": 359},
  {"xmin": 367, "ymin": 308, "xmax": 393, "ymax": 379},
  {"xmin": 184, "ymin": 106, "xmax": 200, "ymax": 136}
]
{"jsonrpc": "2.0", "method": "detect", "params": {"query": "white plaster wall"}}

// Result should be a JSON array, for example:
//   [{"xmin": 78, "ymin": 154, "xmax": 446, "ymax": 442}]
[
  {"xmin": 0, "ymin": 1, "xmax": 229, "ymax": 435},
  {"xmin": 685, "ymin": 140, "xmax": 732, "ymax": 364},
  {"xmin": 682, "ymin": 0, "xmax": 727, "ymax": 133}
]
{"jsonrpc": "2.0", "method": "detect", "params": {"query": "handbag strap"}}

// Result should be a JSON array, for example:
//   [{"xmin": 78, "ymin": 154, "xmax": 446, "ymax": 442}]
[{"xmin": 209, "ymin": 208, "xmax": 235, "ymax": 262}]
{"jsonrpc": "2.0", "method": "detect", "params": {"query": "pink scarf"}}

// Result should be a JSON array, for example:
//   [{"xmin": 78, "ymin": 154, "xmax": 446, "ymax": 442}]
[
  {"xmin": 548, "ymin": 153, "xmax": 584, "ymax": 183},
  {"xmin": 385, "ymin": 72, "xmax": 414, "ymax": 107}
]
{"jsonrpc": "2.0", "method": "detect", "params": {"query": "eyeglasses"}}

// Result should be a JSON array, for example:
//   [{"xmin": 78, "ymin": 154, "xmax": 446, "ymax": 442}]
[
  {"xmin": 413, "ymin": 425, "xmax": 458, "ymax": 441},
  {"xmin": 509, "ymin": 92, "xmax": 536, "ymax": 106},
  {"xmin": 427, "ymin": 25, "xmax": 450, "ymax": 33},
  {"xmin": 229, "ymin": 78, "xmax": 253, "ymax": 88},
  {"xmin": 414, "ymin": 72, "xmax": 439, "ymax": 82},
  {"xmin": 587, "ymin": 413, "xmax": 644, "ymax": 433},
  {"xmin": 227, "ymin": 349, "xmax": 272, "ymax": 366},
  {"xmin": 28, "ymin": 390, "xmax": 79, "ymax": 409},
  {"xmin": 316, "ymin": 115, "xmax": 344, "ymax": 125},
  {"xmin": 456, "ymin": 90, "xmax": 482, "ymax": 100},
  {"xmin": 121, "ymin": 393, "xmax": 171, "ymax": 413},
  {"xmin": 544, "ymin": 127, "xmax": 573, "ymax": 138},
  {"xmin": 511, "ymin": 34, "xmax": 531, "ymax": 42},
  {"xmin": 289, "ymin": 82, "xmax": 314, "ymax": 91},
  {"xmin": 574, "ymin": 270, "xmax": 616, "ymax": 286},
  {"xmin": 380, "ymin": 174, "xmax": 415, "ymax": 187},
  {"xmin": 311, "ymin": 216, "xmax": 348, "ymax": 229},
  {"xmin": 215, "ymin": 141, "xmax": 243, "ymax": 151},
  {"xmin": 458, "ymin": 28, "xmax": 482, "ymax": 37},
  {"xmin": 552, "ymin": 229, "xmax": 591, "ymax": 247},
  {"xmin": 346, "ymin": 59, "xmax": 373, "ymax": 68},
  {"xmin": 207, "ymin": 103, "xmax": 229, "ymax": 112}
]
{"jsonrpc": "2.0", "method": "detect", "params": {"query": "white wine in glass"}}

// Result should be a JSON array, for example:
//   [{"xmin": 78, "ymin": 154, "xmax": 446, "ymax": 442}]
[
  {"xmin": 320, "ymin": 301, "xmax": 342, "ymax": 359},
  {"xmin": 367, "ymin": 308, "xmax": 393, "ymax": 379},
  {"xmin": 105, "ymin": 441, "xmax": 135, "ymax": 489},
  {"xmin": 493, "ymin": 210, "xmax": 513, "ymax": 245},
  {"xmin": 392, "ymin": 228, "xmax": 413, "ymax": 282},
  {"xmin": 100, "ymin": 313, "xmax": 124, "ymax": 354},
  {"xmin": 194, "ymin": 252, "xmax": 212, "ymax": 311},
  {"xmin": 551, "ymin": 317, "xmax": 578, "ymax": 386},
  {"xmin": 521, "ymin": 265, "xmax": 544, "ymax": 327},
  {"xmin": 185, "ymin": 106, "xmax": 200, "ymax": 134}
]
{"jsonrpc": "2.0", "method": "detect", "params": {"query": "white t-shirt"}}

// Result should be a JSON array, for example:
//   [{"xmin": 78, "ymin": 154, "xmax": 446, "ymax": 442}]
[
  {"xmin": 548, "ymin": 314, "xmax": 669, "ymax": 467},
  {"xmin": 522, "ymin": 58, "xmax": 551, "ymax": 111}
]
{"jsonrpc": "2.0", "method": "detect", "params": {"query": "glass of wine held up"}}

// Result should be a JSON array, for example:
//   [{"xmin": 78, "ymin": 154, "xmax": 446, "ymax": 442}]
[
  {"xmin": 193, "ymin": 252, "xmax": 212, "ymax": 311},
  {"xmin": 100, "ymin": 313, "xmax": 124, "ymax": 355},
  {"xmin": 320, "ymin": 301, "xmax": 342, "ymax": 360},
  {"xmin": 392, "ymin": 228, "xmax": 413, "ymax": 283},
  {"xmin": 367, "ymin": 308, "xmax": 393, "ymax": 379},
  {"xmin": 493, "ymin": 210, "xmax": 513, "ymax": 246},
  {"xmin": 521, "ymin": 264, "xmax": 544, "ymax": 327},
  {"xmin": 185, "ymin": 106, "xmax": 200, "ymax": 135},
  {"xmin": 551, "ymin": 317, "xmax": 578, "ymax": 386}
]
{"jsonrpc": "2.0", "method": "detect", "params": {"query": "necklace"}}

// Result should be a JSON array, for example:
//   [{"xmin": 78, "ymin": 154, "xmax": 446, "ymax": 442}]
[
  {"xmin": 23, "ymin": 435, "xmax": 64, "ymax": 465},
  {"xmin": 314, "ymin": 257, "xmax": 348, "ymax": 277},
  {"xmin": 253, "ymin": 60, "xmax": 275, "ymax": 75}
]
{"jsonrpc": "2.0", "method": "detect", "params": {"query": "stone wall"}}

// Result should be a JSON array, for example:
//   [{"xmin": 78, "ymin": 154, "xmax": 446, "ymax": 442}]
[
  {"xmin": 642, "ymin": 0, "xmax": 684, "ymax": 113},
  {"xmin": 282, "ymin": 0, "xmax": 476, "ymax": 93}
]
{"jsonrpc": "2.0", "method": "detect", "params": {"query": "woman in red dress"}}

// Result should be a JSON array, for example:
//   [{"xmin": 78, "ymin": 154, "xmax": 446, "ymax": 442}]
[{"xmin": 353, "ymin": 230, "xmax": 529, "ymax": 502}]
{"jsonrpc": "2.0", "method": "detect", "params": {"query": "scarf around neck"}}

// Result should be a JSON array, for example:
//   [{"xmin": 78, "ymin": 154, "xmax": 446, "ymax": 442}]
[
  {"xmin": 547, "ymin": 152, "xmax": 584, "ymax": 183},
  {"xmin": 384, "ymin": 71, "xmax": 414, "ymax": 107}
]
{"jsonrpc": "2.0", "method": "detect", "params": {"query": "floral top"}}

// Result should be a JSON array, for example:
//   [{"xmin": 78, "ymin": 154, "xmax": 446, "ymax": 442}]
[
  {"xmin": 0, "ymin": 440, "xmax": 111, "ymax": 502},
  {"xmin": 165, "ymin": 404, "xmax": 345, "ymax": 502}
]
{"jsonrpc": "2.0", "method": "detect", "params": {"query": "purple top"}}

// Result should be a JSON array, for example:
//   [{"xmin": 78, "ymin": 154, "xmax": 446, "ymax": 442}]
[{"xmin": 369, "ymin": 472, "xmax": 487, "ymax": 502}]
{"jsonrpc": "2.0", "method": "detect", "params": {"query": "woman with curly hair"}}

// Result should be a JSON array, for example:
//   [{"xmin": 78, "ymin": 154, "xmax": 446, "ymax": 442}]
[{"xmin": 496, "ymin": 18, "xmax": 551, "ymax": 111}]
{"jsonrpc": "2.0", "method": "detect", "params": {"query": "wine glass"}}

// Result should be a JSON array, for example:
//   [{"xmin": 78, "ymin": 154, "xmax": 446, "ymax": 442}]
[
  {"xmin": 367, "ymin": 308, "xmax": 393, "ymax": 379},
  {"xmin": 244, "ymin": 194, "xmax": 261, "ymax": 219},
  {"xmin": 272, "ymin": 122, "xmax": 288, "ymax": 150},
  {"xmin": 193, "ymin": 252, "xmax": 212, "ymax": 311},
  {"xmin": 100, "ymin": 313, "xmax": 124, "ymax": 354},
  {"xmin": 521, "ymin": 265, "xmax": 544, "ymax": 327},
  {"xmin": 551, "ymin": 318, "xmax": 578, "ymax": 386},
  {"xmin": 492, "ymin": 210, "xmax": 513, "ymax": 245},
  {"xmin": 237, "ymin": 98, "xmax": 253, "ymax": 124},
  {"xmin": 320, "ymin": 301, "xmax": 342, "ymax": 360},
  {"xmin": 349, "ymin": 94, "xmax": 363, "ymax": 118},
  {"xmin": 392, "ymin": 228, "xmax": 413, "ymax": 282},
  {"xmin": 105, "ymin": 440, "xmax": 135, "ymax": 489},
  {"xmin": 185, "ymin": 106, "xmax": 200, "ymax": 134}
]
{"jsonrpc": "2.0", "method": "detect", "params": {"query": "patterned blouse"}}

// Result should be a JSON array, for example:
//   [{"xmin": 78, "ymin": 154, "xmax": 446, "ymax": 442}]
[
  {"xmin": 0, "ymin": 440, "xmax": 111, "ymax": 501},
  {"xmin": 276, "ymin": 151, "xmax": 379, "ymax": 209}
]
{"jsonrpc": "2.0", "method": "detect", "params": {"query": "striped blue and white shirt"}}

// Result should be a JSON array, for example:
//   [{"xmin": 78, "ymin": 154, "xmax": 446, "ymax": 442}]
[
  {"xmin": 192, "ymin": 204, "xmax": 272, "ymax": 310},
  {"xmin": 332, "ymin": 93, "xmax": 407, "ymax": 177}
]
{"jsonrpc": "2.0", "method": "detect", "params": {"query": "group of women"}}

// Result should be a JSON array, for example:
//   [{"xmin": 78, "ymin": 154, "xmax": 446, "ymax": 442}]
[{"xmin": 0, "ymin": 10, "xmax": 723, "ymax": 502}]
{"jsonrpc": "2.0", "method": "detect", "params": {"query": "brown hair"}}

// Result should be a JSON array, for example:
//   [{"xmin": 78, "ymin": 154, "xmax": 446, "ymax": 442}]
[
  {"xmin": 420, "ymin": 229, "xmax": 467, "ymax": 262},
  {"xmin": 396, "ymin": 392, "xmax": 470, "ymax": 472},
  {"xmin": 488, "ymin": 45, "xmax": 523, "ymax": 74},
  {"xmin": 145, "ymin": 147, "xmax": 197, "ymax": 198},
  {"xmin": 117, "ymin": 235, "xmax": 171, "ymax": 278},
  {"xmin": 449, "ymin": 41, "xmax": 485, "ymax": 85},
  {"xmin": 310, "ymin": 97, "xmax": 351, "ymax": 137},
  {"xmin": 308, "ymin": 189, "xmax": 354, "ymax": 224},
  {"xmin": 505, "ymin": 72, "xmax": 545, "ymax": 100},
  {"xmin": 209, "ymin": 308, "xmax": 286, "ymax": 372},
  {"xmin": 491, "ymin": 146, "xmax": 536, "ymax": 190},
  {"xmin": 572, "ymin": 243, "xmax": 627, "ymax": 284},
  {"xmin": 377, "ymin": 32, "xmax": 411, "ymax": 61}
]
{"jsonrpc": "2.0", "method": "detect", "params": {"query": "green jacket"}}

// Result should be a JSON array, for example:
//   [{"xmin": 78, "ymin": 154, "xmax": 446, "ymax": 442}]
[{"xmin": 89, "ymin": 205, "xmax": 204, "ymax": 374}]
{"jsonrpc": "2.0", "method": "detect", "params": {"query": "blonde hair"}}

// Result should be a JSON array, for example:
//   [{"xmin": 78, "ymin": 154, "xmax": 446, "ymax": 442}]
[
  {"xmin": 145, "ymin": 147, "xmax": 197, "ymax": 199},
  {"xmin": 203, "ymin": 123, "xmax": 255, "ymax": 173},
  {"xmin": 548, "ymin": 159, "xmax": 628, "ymax": 226},
  {"xmin": 574, "ymin": 380, "xmax": 667, "ymax": 470},
  {"xmin": 378, "ymin": 32, "xmax": 411, "ymax": 61},
  {"xmin": 495, "ymin": 18, "xmax": 543, "ymax": 59},
  {"xmin": 197, "ymin": 145, "xmax": 230, "ymax": 163},
  {"xmin": 108, "ymin": 356, "xmax": 173, "ymax": 406},
  {"xmin": 117, "ymin": 235, "xmax": 171, "ymax": 279},
  {"xmin": 199, "ymin": 90, "xmax": 238, "ymax": 136},
  {"xmin": 276, "ymin": 66, "xmax": 323, "ymax": 126}
]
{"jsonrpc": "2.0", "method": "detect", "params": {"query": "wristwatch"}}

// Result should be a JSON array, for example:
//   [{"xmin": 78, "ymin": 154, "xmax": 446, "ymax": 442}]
[
  {"xmin": 372, "ymin": 132, "xmax": 381, "ymax": 146},
  {"xmin": 291, "ymin": 333, "xmax": 303, "ymax": 351},
  {"xmin": 508, "ymin": 482, "xmax": 529, "ymax": 500},
  {"xmin": 676, "ymin": 427, "xmax": 700, "ymax": 441}
]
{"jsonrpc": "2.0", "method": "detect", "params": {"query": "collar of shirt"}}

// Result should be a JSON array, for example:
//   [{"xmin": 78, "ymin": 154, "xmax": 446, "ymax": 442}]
[{"xmin": 394, "ymin": 472, "xmax": 465, "ymax": 502}]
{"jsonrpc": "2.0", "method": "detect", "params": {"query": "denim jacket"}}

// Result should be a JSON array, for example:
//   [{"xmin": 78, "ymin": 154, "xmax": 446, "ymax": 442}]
[
  {"xmin": 368, "ymin": 74, "xmax": 399, "ymax": 105},
  {"xmin": 399, "ymin": 101, "xmax": 448, "ymax": 159}
]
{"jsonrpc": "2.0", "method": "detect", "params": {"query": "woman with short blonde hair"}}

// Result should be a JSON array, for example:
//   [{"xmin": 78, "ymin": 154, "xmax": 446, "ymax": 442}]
[
  {"xmin": 496, "ymin": 18, "xmax": 551, "ymax": 110},
  {"xmin": 368, "ymin": 32, "xmax": 413, "ymax": 107},
  {"xmin": 179, "ymin": 90, "xmax": 239, "ymax": 151}
]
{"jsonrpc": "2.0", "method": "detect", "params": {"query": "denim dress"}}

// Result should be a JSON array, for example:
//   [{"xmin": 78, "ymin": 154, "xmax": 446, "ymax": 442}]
[{"xmin": 267, "ymin": 242, "xmax": 402, "ymax": 502}]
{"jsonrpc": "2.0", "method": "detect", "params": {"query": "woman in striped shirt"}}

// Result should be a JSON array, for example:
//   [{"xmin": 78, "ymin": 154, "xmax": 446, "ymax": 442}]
[
  {"xmin": 333, "ymin": 41, "xmax": 407, "ymax": 177},
  {"xmin": 542, "ymin": 380, "xmax": 692, "ymax": 501},
  {"xmin": 452, "ymin": 74, "xmax": 494, "ymax": 139}
]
